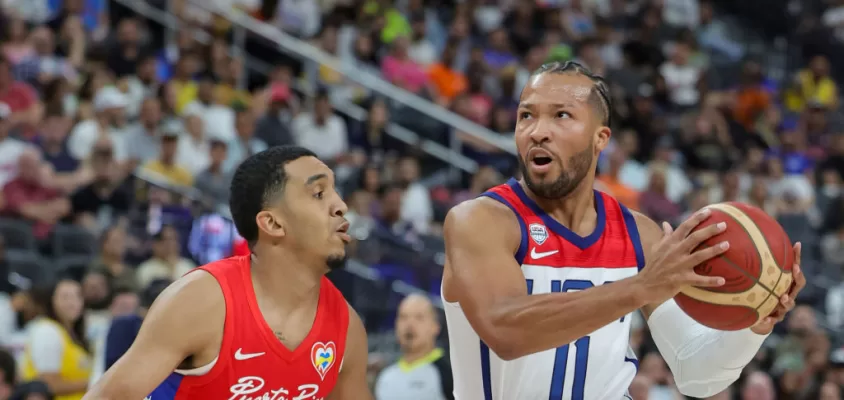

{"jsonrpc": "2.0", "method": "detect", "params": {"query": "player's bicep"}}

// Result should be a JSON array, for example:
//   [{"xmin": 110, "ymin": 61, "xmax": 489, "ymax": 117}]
[
  {"xmin": 328, "ymin": 307, "xmax": 372, "ymax": 400},
  {"xmin": 443, "ymin": 200, "xmax": 528, "ymax": 329},
  {"xmin": 85, "ymin": 273, "xmax": 222, "ymax": 399}
]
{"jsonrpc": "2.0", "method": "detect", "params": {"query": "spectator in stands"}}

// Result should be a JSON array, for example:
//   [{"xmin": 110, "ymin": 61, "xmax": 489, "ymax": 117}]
[
  {"xmin": 88, "ymin": 225, "xmax": 136, "ymax": 291},
  {"xmin": 292, "ymin": 90, "xmax": 349, "ymax": 163},
  {"xmin": 140, "ymin": 129, "xmax": 193, "ymax": 187},
  {"xmin": 224, "ymin": 109, "xmax": 266, "ymax": 173},
  {"xmin": 786, "ymin": 55, "xmax": 839, "ymax": 113},
  {"xmin": 18, "ymin": 25, "xmax": 82, "ymax": 88},
  {"xmin": 0, "ymin": 348, "xmax": 14, "ymax": 400},
  {"xmin": 175, "ymin": 114, "xmax": 210, "ymax": 175},
  {"xmin": 20, "ymin": 278, "xmax": 90, "ymax": 399},
  {"xmin": 376, "ymin": 183, "xmax": 421, "ymax": 246},
  {"xmin": 182, "ymin": 76, "xmax": 236, "ymax": 142},
  {"xmin": 637, "ymin": 165, "xmax": 682, "ymax": 226},
  {"xmin": 70, "ymin": 137, "xmax": 130, "ymax": 231},
  {"xmin": 396, "ymin": 156, "xmax": 432, "ymax": 234},
  {"xmin": 428, "ymin": 41, "xmax": 467, "ymax": 106},
  {"xmin": 89, "ymin": 279, "xmax": 169, "ymax": 386},
  {"xmin": 135, "ymin": 225, "xmax": 195, "ymax": 289},
  {"xmin": 0, "ymin": 55, "xmax": 40, "ymax": 137},
  {"xmin": 1, "ymin": 149, "xmax": 71, "ymax": 239},
  {"xmin": 382, "ymin": 36, "xmax": 429, "ymax": 95},
  {"xmin": 37, "ymin": 112, "xmax": 77, "ymax": 174},
  {"xmin": 10, "ymin": 380, "xmax": 53, "ymax": 400},
  {"xmin": 2, "ymin": 18, "xmax": 34, "ymax": 65},
  {"xmin": 0, "ymin": 102, "xmax": 30, "ymax": 187},
  {"xmin": 193, "ymin": 139, "xmax": 232, "ymax": 207},
  {"xmin": 254, "ymin": 83, "xmax": 294, "ymax": 148},
  {"xmin": 597, "ymin": 148, "xmax": 640, "ymax": 210},
  {"xmin": 67, "ymin": 86, "xmax": 129, "ymax": 162},
  {"xmin": 375, "ymin": 294, "xmax": 452, "ymax": 400}
]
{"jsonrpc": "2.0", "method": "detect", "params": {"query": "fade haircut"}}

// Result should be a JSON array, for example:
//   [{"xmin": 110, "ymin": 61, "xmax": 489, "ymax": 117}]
[
  {"xmin": 531, "ymin": 61, "xmax": 612, "ymax": 126},
  {"xmin": 230, "ymin": 145, "xmax": 318, "ymax": 247}
]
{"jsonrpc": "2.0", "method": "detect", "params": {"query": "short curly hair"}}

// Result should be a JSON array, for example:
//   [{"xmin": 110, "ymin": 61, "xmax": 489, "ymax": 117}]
[{"xmin": 229, "ymin": 146, "xmax": 318, "ymax": 247}]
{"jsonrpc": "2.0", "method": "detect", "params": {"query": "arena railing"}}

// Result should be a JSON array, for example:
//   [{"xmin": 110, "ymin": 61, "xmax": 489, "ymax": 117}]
[
  {"xmin": 179, "ymin": 0, "xmax": 516, "ymax": 153},
  {"xmin": 113, "ymin": 0, "xmax": 482, "ymax": 175}
]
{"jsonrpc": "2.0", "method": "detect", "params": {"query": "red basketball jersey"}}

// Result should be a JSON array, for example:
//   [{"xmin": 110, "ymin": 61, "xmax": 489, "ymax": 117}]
[{"xmin": 148, "ymin": 256, "xmax": 349, "ymax": 400}]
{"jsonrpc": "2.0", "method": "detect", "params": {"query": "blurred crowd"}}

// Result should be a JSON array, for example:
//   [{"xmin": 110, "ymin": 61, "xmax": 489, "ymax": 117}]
[{"xmin": 0, "ymin": 0, "xmax": 842, "ymax": 399}]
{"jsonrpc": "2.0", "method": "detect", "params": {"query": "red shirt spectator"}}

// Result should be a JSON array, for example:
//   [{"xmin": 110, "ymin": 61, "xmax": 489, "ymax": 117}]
[
  {"xmin": 1, "ymin": 150, "xmax": 70, "ymax": 238},
  {"xmin": 0, "ymin": 56, "xmax": 38, "ymax": 138}
]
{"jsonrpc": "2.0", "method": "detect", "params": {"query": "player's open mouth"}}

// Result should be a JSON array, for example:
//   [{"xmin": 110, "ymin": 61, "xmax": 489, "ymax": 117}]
[
  {"xmin": 336, "ymin": 221, "xmax": 351, "ymax": 243},
  {"xmin": 527, "ymin": 148, "xmax": 554, "ymax": 171}
]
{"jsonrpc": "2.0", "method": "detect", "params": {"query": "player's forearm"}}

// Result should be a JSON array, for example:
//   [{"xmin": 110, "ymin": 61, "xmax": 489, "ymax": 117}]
[
  {"xmin": 484, "ymin": 278, "xmax": 649, "ymax": 360},
  {"xmin": 648, "ymin": 299, "xmax": 768, "ymax": 398}
]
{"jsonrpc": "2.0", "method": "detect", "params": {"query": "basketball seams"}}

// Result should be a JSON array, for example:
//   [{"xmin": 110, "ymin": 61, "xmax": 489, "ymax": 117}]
[{"xmin": 707, "ymin": 204, "xmax": 781, "ymax": 295}]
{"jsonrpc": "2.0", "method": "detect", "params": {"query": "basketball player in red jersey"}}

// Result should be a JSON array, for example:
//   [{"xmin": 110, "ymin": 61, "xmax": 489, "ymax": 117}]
[
  {"xmin": 85, "ymin": 146, "xmax": 373, "ymax": 400},
  {"xmin": 442, "ymin": 62, "xmax": 807, "ymax": 399}
]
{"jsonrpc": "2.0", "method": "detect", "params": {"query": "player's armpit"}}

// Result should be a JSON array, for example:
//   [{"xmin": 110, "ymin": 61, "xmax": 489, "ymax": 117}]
[
  {"xmin": 443, "ymin": 198, "xmax": 649, "ymax": 360},
  {"xmin": 83, "ymin": 271, "xmax": 224, "ymax": 400},
  {"xmin": 327, "ymin": 306, "xmax": 373, "ymax": 400}
]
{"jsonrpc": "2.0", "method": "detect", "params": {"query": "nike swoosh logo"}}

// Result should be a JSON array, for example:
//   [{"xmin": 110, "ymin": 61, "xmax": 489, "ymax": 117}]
[
  {"xmin": 234, "ymin": 348, "xmax": 266, "ymax": 360},
  {"xmin": 531, "ymin": 248, "xmax": 559, "ymax": 259}
]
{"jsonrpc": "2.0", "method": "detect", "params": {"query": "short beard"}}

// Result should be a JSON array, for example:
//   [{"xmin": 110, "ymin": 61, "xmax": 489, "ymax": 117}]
[
  {"xmin": 519, "ymin": 143, "xmax": 594, "ymax": 199},
  {"xmin": 326, "ymin": 254, "xmax": 347, "ymax": 271}
]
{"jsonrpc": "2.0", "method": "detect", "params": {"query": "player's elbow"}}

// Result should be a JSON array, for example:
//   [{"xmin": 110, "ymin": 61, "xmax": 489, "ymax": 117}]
[{"xmin": 477, "ymin": 326, "xmax": 527, "ymax": 361}]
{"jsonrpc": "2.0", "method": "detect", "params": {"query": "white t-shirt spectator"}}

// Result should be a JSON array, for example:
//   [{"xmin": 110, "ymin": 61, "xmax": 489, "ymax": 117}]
[
  {"xmin": 292, "ymin": 113, "xmax": 349, "ymax": 161},
  {"xmin": 182, "ymin": 102, "xmax": 236, "ymax": 142},
  {"xmin": 400, "ymin": 183, "xmax": 433, "ymax": 235},
  {"xmin": 176, "ymin": 135, "xmax": 211, "ymax": 175},
  {"xmin": 25, "ymin": 318, "xmax": 68, "ymax": 373},
  {"xmin": 67, "ymin": 120, "xmax": 131, "ymax": 161},
  {"xmin": 0, "ymin": 137, "xmax": 30, "ymax": 186},
  {"xmin": 659, "ymin": 62, "xmax": 701, "ymax": 107}
]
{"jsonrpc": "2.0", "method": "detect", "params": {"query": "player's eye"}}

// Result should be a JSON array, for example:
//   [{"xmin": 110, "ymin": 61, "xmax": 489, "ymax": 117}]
[
  {"xmin": 314, "ymin": 191, "xmax": 324, "ymax": 200},
  {"xmin": 557, "ymin": 111, "xmax": 571, "ymax": 119},
  {"xmin": 518, "ymin": 111, "xmax": 532, "ymax": 120}
]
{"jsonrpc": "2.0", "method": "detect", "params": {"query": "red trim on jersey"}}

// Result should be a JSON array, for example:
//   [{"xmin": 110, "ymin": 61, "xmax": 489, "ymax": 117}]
[{"xmin": 484, "ymin": 183, "xmax": 640, "ymax": 269}]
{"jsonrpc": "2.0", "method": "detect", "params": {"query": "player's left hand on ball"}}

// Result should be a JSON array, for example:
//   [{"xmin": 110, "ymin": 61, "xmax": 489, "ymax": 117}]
[{"xmin": 750, "ymin": 242, "xmax": 807, "ymax": 335}]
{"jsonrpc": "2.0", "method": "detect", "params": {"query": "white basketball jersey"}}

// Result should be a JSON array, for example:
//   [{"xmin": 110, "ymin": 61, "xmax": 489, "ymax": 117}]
[{"xmin": 444, "ymin": 180, "xmax": 645, "ymax": 400}]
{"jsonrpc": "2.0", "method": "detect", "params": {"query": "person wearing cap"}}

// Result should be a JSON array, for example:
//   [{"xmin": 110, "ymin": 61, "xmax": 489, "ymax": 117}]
[
  {"xmin": 139, "ymin": 127, "xmax": 193, "ymax": 187},
  {"xmin": 254, "ymin": 83, "xmax": 295, "ymax": 147},
  {"xmin": 66, "ymin": 86, "xmax": 129, "ymax": 162}
]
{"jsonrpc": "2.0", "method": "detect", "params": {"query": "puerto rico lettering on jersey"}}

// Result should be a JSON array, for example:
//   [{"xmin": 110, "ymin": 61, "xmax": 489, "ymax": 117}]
[
  {"xmin": 146, "ymin": 256, "xmax": 349, "ymax": 400},
  {"xmin": 443, "ymin": 178, "xmax": 646, "ymax": 400}
]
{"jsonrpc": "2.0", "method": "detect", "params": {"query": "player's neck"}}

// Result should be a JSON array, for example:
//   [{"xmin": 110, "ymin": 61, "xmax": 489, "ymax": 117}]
[
  {"xmin": 250, "ymin": 250, "xmax": 323, "ymax": 305},
  {"xmin": 521, "ymin": 178, "xmax": 597, "ymax": 233}
]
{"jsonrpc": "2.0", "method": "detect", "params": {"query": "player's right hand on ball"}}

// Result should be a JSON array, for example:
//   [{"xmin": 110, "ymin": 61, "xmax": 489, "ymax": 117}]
[{"xmin": 636, "ymin": 208, "xmax": 729, "ymax": 304}]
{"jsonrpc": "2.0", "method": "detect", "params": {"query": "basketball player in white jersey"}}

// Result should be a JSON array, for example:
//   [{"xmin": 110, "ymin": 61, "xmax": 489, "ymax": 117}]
[{"xmin": 441, "ymin": 62, "xmax": 807, "ymax": 399}]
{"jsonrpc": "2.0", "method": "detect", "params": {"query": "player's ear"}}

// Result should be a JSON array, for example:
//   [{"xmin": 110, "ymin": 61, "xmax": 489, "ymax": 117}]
[
  {"xmin": 594, "ymin": 126, "xmax": 611, "ymax": 153},
  {"xmin": 256, "ymin": 210, "xmax": 287, "ymax": 239}
]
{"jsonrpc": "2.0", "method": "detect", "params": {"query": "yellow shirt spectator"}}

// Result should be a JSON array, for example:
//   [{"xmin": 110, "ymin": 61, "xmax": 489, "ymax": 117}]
[
  {"xmin": 172, "ymin": 79, "xmax": 198, "ymax": 114},
  {"xmin": 785, "ymin": 69, "xmax": 839, "ymax": 112},
  {"xmin": 142, "ymin": 159, "xmax": 194, "ymax": 187}
]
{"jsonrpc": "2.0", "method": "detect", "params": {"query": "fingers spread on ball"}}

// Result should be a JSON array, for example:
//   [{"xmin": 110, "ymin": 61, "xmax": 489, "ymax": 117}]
[{"xmin": 675, "ymin": 209, "xmax": 711, "ymax": 238}]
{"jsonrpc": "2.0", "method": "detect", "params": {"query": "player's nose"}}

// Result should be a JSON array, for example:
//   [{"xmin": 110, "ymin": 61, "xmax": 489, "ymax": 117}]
[
  {"xmin": 332, "ymin": 199, "xmax": 348, "ymax": 217},
  {"xmin": 527, "ymin": 121, "xmax": 552, "ymax": 144}
]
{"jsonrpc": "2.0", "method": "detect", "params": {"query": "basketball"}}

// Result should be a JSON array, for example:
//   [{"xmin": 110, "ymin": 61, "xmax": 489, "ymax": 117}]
[{"xmin": 674, "ymin": 202, "xmax": 794, "ymax": 331}]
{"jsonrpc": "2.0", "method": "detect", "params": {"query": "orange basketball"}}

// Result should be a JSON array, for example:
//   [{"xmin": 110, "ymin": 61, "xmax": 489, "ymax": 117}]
[{"xmin": 674, "ymin": 202, "xmax": 794, "ymax": 331}]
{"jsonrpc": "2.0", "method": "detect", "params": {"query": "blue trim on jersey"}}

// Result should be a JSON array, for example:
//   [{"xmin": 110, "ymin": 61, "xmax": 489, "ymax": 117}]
[
  {"xmin": 480, "ymin": 192, "xmax": 529, "ymax": 263},
  {"xmin": 624, "ymin": 356, "xmax": 640, "ymax": 371},
  {"xmin": 479, "ymin": 342, "xmax": 493, "ymax": 400},
  {"xmin": 147, "ymin": 372, "xmax": 184, "ymax": 399},
  {"xmin": 506, "ymin": 178, "xmax": 606, "ymax": 250},
  {"xmin": 618, "ymin": 204, "xmax": 646, "ymax": 271}
]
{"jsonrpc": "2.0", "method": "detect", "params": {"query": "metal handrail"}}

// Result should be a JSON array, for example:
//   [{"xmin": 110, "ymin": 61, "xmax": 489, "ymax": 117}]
[
  {"xmin": 114, "ymin": 0, "xmax": 480, "ymax": 173},
  {"xmin": 185, "ymin": 0, "xmax": 517, "ymax": 156}
]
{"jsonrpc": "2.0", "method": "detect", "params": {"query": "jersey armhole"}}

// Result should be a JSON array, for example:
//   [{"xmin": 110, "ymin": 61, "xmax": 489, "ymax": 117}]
[
  {"xmin": 171, "ymin": 269, "xmax": 233, "ymax": 386},
  {"xmin": 479, "ymin": 193, "xmax": 529, "ymax": 264},
  {"xmin": 618, "ymin": 204, "xmax": 646, "ymax": 271}
]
